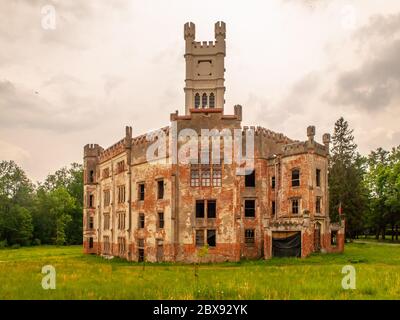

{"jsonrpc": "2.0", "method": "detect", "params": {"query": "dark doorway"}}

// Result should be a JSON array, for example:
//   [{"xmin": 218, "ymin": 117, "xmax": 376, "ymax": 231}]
[
  {"xmin": 272, "ymin": 232, "xmax": 301, "ymax": 257},
  {"xmin": 157, "ymin": 244, "xmax": 163, "ymax": 262},
  {"xmin": 314, "ymin": 222, "xmax": 321, "ymax": 252},
  {"xmin": 138, "ymin": 248, "xmax": 145, "ymax": 262}
]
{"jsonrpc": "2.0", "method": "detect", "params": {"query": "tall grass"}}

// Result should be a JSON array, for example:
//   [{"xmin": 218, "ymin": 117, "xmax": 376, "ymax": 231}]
[{"xmin": 0, "ymin": 243, "xmax": 399, "ymax": 299}]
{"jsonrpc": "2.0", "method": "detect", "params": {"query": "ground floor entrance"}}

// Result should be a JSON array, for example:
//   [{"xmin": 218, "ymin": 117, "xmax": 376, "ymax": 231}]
[{"xmin": 272, "ymin": 231, "xmax": 301, "ymax": 257}]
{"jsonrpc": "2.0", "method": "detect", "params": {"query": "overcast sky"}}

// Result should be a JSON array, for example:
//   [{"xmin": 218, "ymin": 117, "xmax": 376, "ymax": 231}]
[{"xmin": 1, "ymin": 0, "xmax": 400, "ymax": 182}]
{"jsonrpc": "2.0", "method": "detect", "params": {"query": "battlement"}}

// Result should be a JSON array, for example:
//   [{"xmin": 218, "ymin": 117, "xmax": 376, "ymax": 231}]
[
  {"xmin": 184, "ymin": 22, "xmax": 195, "ymax": 40},
  {"xmin": 193, "ymin": 41, "xmax": 216, "ymax": 48},
  {"xmin": 243, "ymin": 126, "xmax": 294, "ymax": 144},
  {"xmin": 215, "ymin": 21, "xmax": 226, "ymax": 39},
  {"xmin": 83, "ymin": 144, "xmax": 103, "ymax": 158},
  {"xmin": 99, "ymin": 139, "xmax": 126, "ymax": 163}
]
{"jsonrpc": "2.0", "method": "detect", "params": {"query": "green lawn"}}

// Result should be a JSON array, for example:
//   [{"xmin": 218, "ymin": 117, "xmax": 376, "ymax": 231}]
[{"xmin": 0, "ymin": 242, "xmax": 400, "ymax": 300}]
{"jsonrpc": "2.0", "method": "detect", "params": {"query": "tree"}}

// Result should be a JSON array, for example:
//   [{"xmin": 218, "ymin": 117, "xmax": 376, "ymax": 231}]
[
  {"xmin": 329, "ymin": 117, "xmax": 367, "ymax": 239},
  {"xmin": 0, "ymin": 161, "xmax": 34, "ymax": 245}
]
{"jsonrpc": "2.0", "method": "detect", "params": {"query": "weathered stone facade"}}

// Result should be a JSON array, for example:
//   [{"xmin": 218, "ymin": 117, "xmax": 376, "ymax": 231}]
[{"xmin": 83, "ymin": 21, "xmax": 345, "ymax": 263}]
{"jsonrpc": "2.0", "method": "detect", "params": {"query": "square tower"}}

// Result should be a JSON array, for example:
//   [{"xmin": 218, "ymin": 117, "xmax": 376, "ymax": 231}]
[{"xmin": 184, "ymin": 21, "xmax": 226, "ymax": 115}]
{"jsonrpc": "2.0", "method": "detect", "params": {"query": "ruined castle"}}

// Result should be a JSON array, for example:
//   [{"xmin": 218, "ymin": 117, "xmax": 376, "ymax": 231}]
[{"xmin": 83, "ymin": 22, "xmax": 345, "ymax": 262}]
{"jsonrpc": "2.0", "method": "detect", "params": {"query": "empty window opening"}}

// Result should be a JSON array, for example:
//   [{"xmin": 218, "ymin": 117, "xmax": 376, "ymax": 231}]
[
  {"xmin": 316, "ymin": 169, "xmax": 321, "ymax": 187},
  {"xmin": 245, "ymin": 229, "xmax": 255, "ymax": 246},
  {"xmin": 138, "ymin": 183, "xmax": 145, "ymax": 201},
  {"xmin": 104, "ymin": 190, "xmax": 110, "ymax": 207},
  {"xmin": 196, "ymin": 200, "xmax": 205, "ymax": 218},
  {"xmin": 331, "ymin": 231, "xmax": 338, "ymax": 246},
  {"xmin": 88, "ymin": 216, "xmax": 94, "ymax": 230},
  {"xmin": 271, "ymin": 176, "xmax": 276, "ymax": 189},
  {"xmin": 272, "ymin": 201, "xmax": 276, "ymax": 216},
  {"xmin": 158, "ymin": 212, "xmax": 164, "ymax": 229},
  {"xmin": 89, "ymin": 170, "xmax": 94, "ymax": 183},
  {"xmin": 292, "ymin": 169, "xmax": 300, "ymax": 187},
  {"xmin": 157, "ymin": 180, "xmax": 164, "ymax": 199},
  {"xmin": 139, "ymin": 213, "xmax": 145, "ymax": 229},
  {"xmin": 138, "ymin": 248, "xmax": 145, "ymax": 262},
  {"xmin": 89, "ymin": 237, "xmax": 93, "ymax": 249},
  {"xmin": 118, "ymin": 212, "xmax": 126, "ymax": 230},
  {"xmin": 207, "ymin": 229, "xmax": 216, "ymax": 247},
  {"xmin": 245, "ymin": 200, "xmax": 256, "ymax": 217},
  {"xmin": 207, "ymin": 200, "xmax": 216, "ymax": 218},
  {"xmin": 89, "ymin": 194, "xmax": 94, "ymax": 208},
  {"xmin": 245, "ymin": 169, "xmax": 255, "ymax": 187}
]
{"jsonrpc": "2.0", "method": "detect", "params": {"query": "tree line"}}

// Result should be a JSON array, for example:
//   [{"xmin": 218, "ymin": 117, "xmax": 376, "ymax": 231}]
[
  {"xmin": 0, "ymin": 117, "xmax": 399, "ymax": 247},
  {"xmin": 0, "ymin": 162, "xmax": 82, "ymax": 247}
]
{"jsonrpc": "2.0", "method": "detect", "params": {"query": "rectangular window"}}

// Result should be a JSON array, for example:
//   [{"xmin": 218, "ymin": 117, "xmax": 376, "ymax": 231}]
[
  {"xmin": 104, "ymin": 190, "xmax": 110, "ymax": 207},
  {"xmin": 89, "ymin": 237, "xmax": 93, "ymax": 249},
  {"xmin": 118, "ymin": 237, "xmax": 125, "ymax": 255},
  {"xmin": 207, "ymin": 200, "xmax": 216, "ymax": 218},
  {"xmin": 190, "ymin": 165, "xmax": 200, "ymax": 187},
  {"xmin": 89, "ymin": 170, "xmax": 94, "ymax": 183},
  {"xmin": 212, "ymin": 166, "xmax": 222, "ymax": 186},
  {"xmin": 89, "ymin": 194, "xmax": 94, "ymax": 208},
  {"xmin": 158, "ymin": 212, "xmax": 164, "ymax": 229},
  {"xmin": 292, "ymin": 199, "xmax": 299, "ymax": 214},
  {"xmin": 272, "ymin": 201, "xmax": 276, "ymax": 216},
  {"xmin": 196, "ymin": 200, "xmax": 205, "ymax": 218},
  {"xmin": 139, "ymin": 213, "xmax": 145, "ymax": 229},
  {"xmin": 316, "ymin": 196, "xmax": 322, "ymax": 214},
  {"xmin": 331, "ymin": 231, "xmax": 338, "ymax": 246},
  {"xmin": 116, "ymin": 160, "xmax": 125, "ymax": 173},
  {"xmin": 271, "ymin": 176, "xmax": 276, "ymax": 189},
  {"xmin": 118, "ymin": 212, "xmax": 126, "ymax": 230},
  {"xmin": 201, "ymin": 166, "xmax": 211, "ymax": 186},
  {"xmin": 117, "ymin": 185, "xmax": 125, "ymax": 204},
  {"xmin": 138, "ymin": 238, "xmax": 145, "ymax": 248},
  {"xmin": 103, "ymin": 236, "xmax": 110, "ymax": 254},
  {"xmin": 207, "ymin": 229, "xmax": 216, "ymax": 247},
  {"xmin": 196, "ymin": 230, "xmax": 204, "ymax": 247},
  {"xmin": 102, "ymin": 168, "xmax": 110, "ymax": 178},
  {"xmin": 157, "ymin": 180, "xmax": 164, "ymax": 199},
  {"xmin": 138, "ymin": 183, "xmax": 145, "ymax": 201},
  {"xmin": 244, "ymin": 199, "xmax": 256, "ymax": 217},
  {"xmin": 138, "ymin": 249, "xmax": 145, "ymax": 262},
  {"xmin": 88, "ymin": 216, "xmax": 94, "ymax": 230},
  {"xmin": 316, "ymin": 169, "xmax": 321, "ymax": 187},
  {"xmin": 292, "ymin": 169, "xmax": 300, "ymax": 187},
  {"xmin": 104, "ymin": 213, "xmax": 110, "ymax": 230},
  {"xmin": 245, "ymin": 229, "xmax": 255, "ymax": 246},
  {"xmin": 245, "ymin": 169, "xmax": 255, "ymax": 187}
]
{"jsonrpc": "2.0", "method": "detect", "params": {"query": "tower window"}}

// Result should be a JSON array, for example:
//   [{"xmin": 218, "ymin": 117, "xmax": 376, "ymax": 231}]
[
  {"xmin": 89, "ymin": 170, "xmax": 94, "ymax": 183},
  {"xmin": 272, "ymin": 201, "xmax": 276, "ymax": 216},
  {"xmin": 209, "ymin": 93, "xmax": 215, "ymax": 108},
  {"xmin": 138, "ymin": 183, "xmax": 145, "ymax": 201},
  {"xmin": 271, "ymin": 176, "xmax": 276, "ymax": 189},
  {"xmin": 157, "ymin": 180, "xmax": 164, "ymax": 199},
  {"xmin": 316, "ymin": 169, "xmax": 321, "ymax": 187},
  {"xmin": 292, "ymin": 169, "xmax": 300, "ymax": 187},
  {"xmin": 194, "ymin": 93, "xmax": 200, "ymax": 109},
  {"xmin": 202, "ymin": 93, "xmax": 208, "ymax": 108},
  {"xmin": 158, "ymin": 212, "xmax": 164, "ymax": 229},
  {"xmin": 139, "ymin": 213, "xmax": 145, "ymax": 229},
  {"xmin": 316, "ymin": 196, "xmax": 322, "ymax": 214}
]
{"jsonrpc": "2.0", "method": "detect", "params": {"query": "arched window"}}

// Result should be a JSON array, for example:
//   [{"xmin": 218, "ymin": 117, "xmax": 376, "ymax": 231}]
[
  {"xmin": 202, "ymin": 93, "xmax": 208, "ymax": 108},
  {"xmin": 292, "ymin": 169, "xmax": 300, "ymax": 187},
  {"xmin": 209, "ymin": 93, "xmax": 215, "ymax": 108},
  {"xmin": 194, "ymin": 93, "xmax": 200, "ymax": 109}
]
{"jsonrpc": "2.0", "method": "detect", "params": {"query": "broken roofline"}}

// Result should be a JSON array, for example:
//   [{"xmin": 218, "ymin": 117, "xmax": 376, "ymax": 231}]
[{"xmin": 145, "ymin": 122, "xmax": 255, "ymax": 174}]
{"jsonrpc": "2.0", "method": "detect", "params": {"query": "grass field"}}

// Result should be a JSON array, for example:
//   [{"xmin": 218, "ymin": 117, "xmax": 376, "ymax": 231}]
[{"xmin": 0, "ymin": 242, "xmax": 400, "ymax": 300}]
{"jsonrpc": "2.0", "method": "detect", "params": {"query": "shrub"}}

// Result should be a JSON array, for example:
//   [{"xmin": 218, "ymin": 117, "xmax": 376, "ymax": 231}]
[
  {"xmin": 32, "ymin": 238, "xmax": 41, "ymax": 246},
  {"xmin": 0, "ymin": 239, "xmax": 8, "ymax": 248},
  {"xmin": 11, "ymin": 244, "xmax": 21, "ymax": 249}
]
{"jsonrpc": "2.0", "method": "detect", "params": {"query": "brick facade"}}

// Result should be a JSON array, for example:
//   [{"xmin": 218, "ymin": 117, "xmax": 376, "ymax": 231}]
[{"xmin": 83, "ymin": 21, "xmax": 345, "ymax": 263}]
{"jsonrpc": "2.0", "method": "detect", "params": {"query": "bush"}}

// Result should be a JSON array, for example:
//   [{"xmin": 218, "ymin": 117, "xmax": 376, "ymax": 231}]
[
  {"xmin": 11, "ymin": 244, "xmax": 21, "ymax": 249},
  {"xmin": 0, "ymin": 239, "xmax": 8, "ymax": 248},
  {"xmin": 32, "ymin": 238, "xmax": 41, "ymax": 246}
]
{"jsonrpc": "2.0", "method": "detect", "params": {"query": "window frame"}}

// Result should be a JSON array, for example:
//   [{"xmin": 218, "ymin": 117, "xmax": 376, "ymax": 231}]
[
  {"xmin": 244, "ymin": 199, "xmax": 256, "ymax": 218},
  {"xmin": 291, "ymin": 169, "xmax": 300, "ymax": 187}
]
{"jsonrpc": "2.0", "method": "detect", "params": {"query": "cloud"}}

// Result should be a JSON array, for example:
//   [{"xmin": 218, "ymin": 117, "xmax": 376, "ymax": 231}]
[
  {"xmin": 0, "ymin": 140, "xmax": 30, "ymax": 163},
  {"xmin": 325, "ymin": 14, "xmax": 400, "ymax": 111}
]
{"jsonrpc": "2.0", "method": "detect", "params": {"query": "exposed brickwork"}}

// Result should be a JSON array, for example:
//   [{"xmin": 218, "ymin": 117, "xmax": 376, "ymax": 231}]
[{"xmin": 82, "ymin": 22, "xmax": 345, "ymax": 263}]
